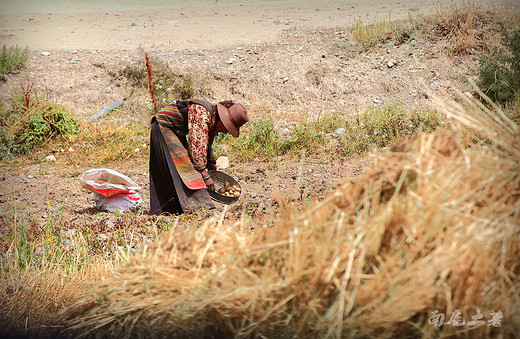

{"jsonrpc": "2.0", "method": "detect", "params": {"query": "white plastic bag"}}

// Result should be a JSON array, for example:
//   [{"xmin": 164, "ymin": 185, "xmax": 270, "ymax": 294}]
[
  {"xmin": 93, "ymin": 191, "xmax": 141, "ymax": 213},
  {"xmin": 80, "ymin": 168, "xmax": 140, "ymax": 197},
  {"xmin": 79, "ymin": 168, "xmax": 142, "ymax": 212}
]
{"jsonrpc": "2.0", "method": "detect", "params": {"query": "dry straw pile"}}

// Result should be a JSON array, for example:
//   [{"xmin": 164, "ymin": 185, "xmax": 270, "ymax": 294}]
[{"xmin": 59, "ymin": 89, "xmax": 519, "ymax": 338}]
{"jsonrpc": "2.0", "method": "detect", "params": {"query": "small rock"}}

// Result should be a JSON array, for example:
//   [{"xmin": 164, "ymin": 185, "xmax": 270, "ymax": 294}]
[
  {"xmin": 387, "ymin": 60, "xmax": 395, "ymax": 68},
  {"xmin": 280, "ymin": 127, "xmax": 292, "ymax": 138},
  {"xmin": 106, "ymin": 219, "xmax": 115, "ymax": 230},
  {"xmin": 34, "ymin": 246, "xmax": 44, "ymax": 256},
  {"xmin": 226, "ymin": 58, "xmax": 236, "ymax": 64},
  {"xmin": 334, "ymin": 128, "xmax": 345, "ymax": 136},
  {"xmin": 216, "ymin": 156, "xmax": 229, "ymax": 170},
  {"xmin": 45, "ymin": 154, "xmax": 56, "ymax": 162}
]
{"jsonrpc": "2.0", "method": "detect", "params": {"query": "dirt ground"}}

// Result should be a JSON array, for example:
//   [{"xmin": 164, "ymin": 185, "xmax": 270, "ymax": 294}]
[{"xmin": 0, "ymin": 2, "xmax": 510, "ymax": 241}]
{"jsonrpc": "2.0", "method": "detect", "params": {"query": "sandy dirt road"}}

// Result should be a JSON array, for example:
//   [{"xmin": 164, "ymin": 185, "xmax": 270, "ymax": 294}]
[{"xmin": 1, "ymin": 0, "xmax": 517, "ymax": 51}]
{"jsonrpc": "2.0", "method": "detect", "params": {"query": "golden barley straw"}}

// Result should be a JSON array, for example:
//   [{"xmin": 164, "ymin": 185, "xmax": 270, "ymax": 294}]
[{"xmin": 4, "ymin": 82, "xmax": 519, "ymax": 337}]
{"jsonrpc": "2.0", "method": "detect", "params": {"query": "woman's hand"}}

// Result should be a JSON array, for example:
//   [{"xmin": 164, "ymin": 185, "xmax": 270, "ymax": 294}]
[{"xmin": 204, "ymin": 177, "xmax": 215, "ymax": 191}]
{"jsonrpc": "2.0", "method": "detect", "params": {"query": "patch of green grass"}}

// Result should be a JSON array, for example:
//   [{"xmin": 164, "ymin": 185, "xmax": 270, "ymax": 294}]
[
  {"xmin": 65, "ymin": 122, "xmax": 149, "ymax": 167},
  {"xmin": 350, "ymin": 16, "xmax": 422, "ymax": 50},
  {"xmin": 351, "ymin": 19, "xmax": 393, "ymax": 50},
  {"xmin": 214, "ymin": 118, "xmax": 284, "ymax": 160},
  {"xmin": 215, "ymin": 105, "xmax": 442, "ymax": 161},
  {"xmin": 0, "ymin": 45, "xmax": 28, "ymax": 77},
  {"xmin": 341, "ymin": 104, "xmax": 442, "ymax": 155},
  {"xmin": 284, "ymin": 112, "xmax": 345, "ymax": 153}
]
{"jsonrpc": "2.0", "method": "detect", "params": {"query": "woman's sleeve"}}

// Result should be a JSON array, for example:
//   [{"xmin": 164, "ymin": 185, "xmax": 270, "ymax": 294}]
[{"xmin": 187, "ymin": 104, "xmax": 211, "ymax": 171}]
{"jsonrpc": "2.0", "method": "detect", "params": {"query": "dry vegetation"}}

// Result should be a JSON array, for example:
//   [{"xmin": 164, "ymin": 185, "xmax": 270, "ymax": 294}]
[
  {"xmin": 1, "ymin": 3, "xmax": 519, "ymax": 339},
  {"xmin": 3, "ymin": 86, "xmax": 518, "ymax": 339}
]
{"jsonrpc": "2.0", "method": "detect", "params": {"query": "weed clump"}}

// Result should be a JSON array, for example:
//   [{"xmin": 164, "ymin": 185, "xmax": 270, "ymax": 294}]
[
  {"xmin": 17, "ymin": 102, "xmax": 77, "ymax": 153},
  {"xmin": 0, "ymin": 95, "xmax": 77, "ymax": 157},
  {"xmin": 0, "ymin": 45, "xmax": 28, "ymax": 77},
  {"xmin": 477, "ymin": 26, "xmax": 520, "ymax": 110}
]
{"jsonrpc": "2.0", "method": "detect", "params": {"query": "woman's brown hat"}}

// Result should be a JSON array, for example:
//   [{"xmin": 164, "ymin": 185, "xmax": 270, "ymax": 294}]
[{"xmin": 217, "ymin": 102, "xmax": 249, "ymax": 137}]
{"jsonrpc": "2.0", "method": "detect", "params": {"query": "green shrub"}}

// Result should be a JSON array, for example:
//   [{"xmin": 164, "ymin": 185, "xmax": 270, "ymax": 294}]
[
  {"xmin": 1, "ymin": 99, "xmax": 78, "ymax": 155},
  {"xmin": 15, "ymin": 102, "xmax": 77, "ymax": 153},
  {"xmin": 477, "ymin": 26, "xmax": 520, "ymax": 105},
  {"xmin": 0, "ymin": 45, "xmax": 28, "ymax": 77}
]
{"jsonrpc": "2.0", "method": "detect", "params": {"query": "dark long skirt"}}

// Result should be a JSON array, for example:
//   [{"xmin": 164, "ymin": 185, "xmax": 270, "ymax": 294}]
[{"xmin": 149, "ymin": 119, "xmax": 215, "ymax": 215}]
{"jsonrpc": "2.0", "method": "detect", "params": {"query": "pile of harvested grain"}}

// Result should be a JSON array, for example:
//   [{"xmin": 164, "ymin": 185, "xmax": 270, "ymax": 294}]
[{"xmin": 59, "ymin": 91, "xmax": 519, "ymax": 338}]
